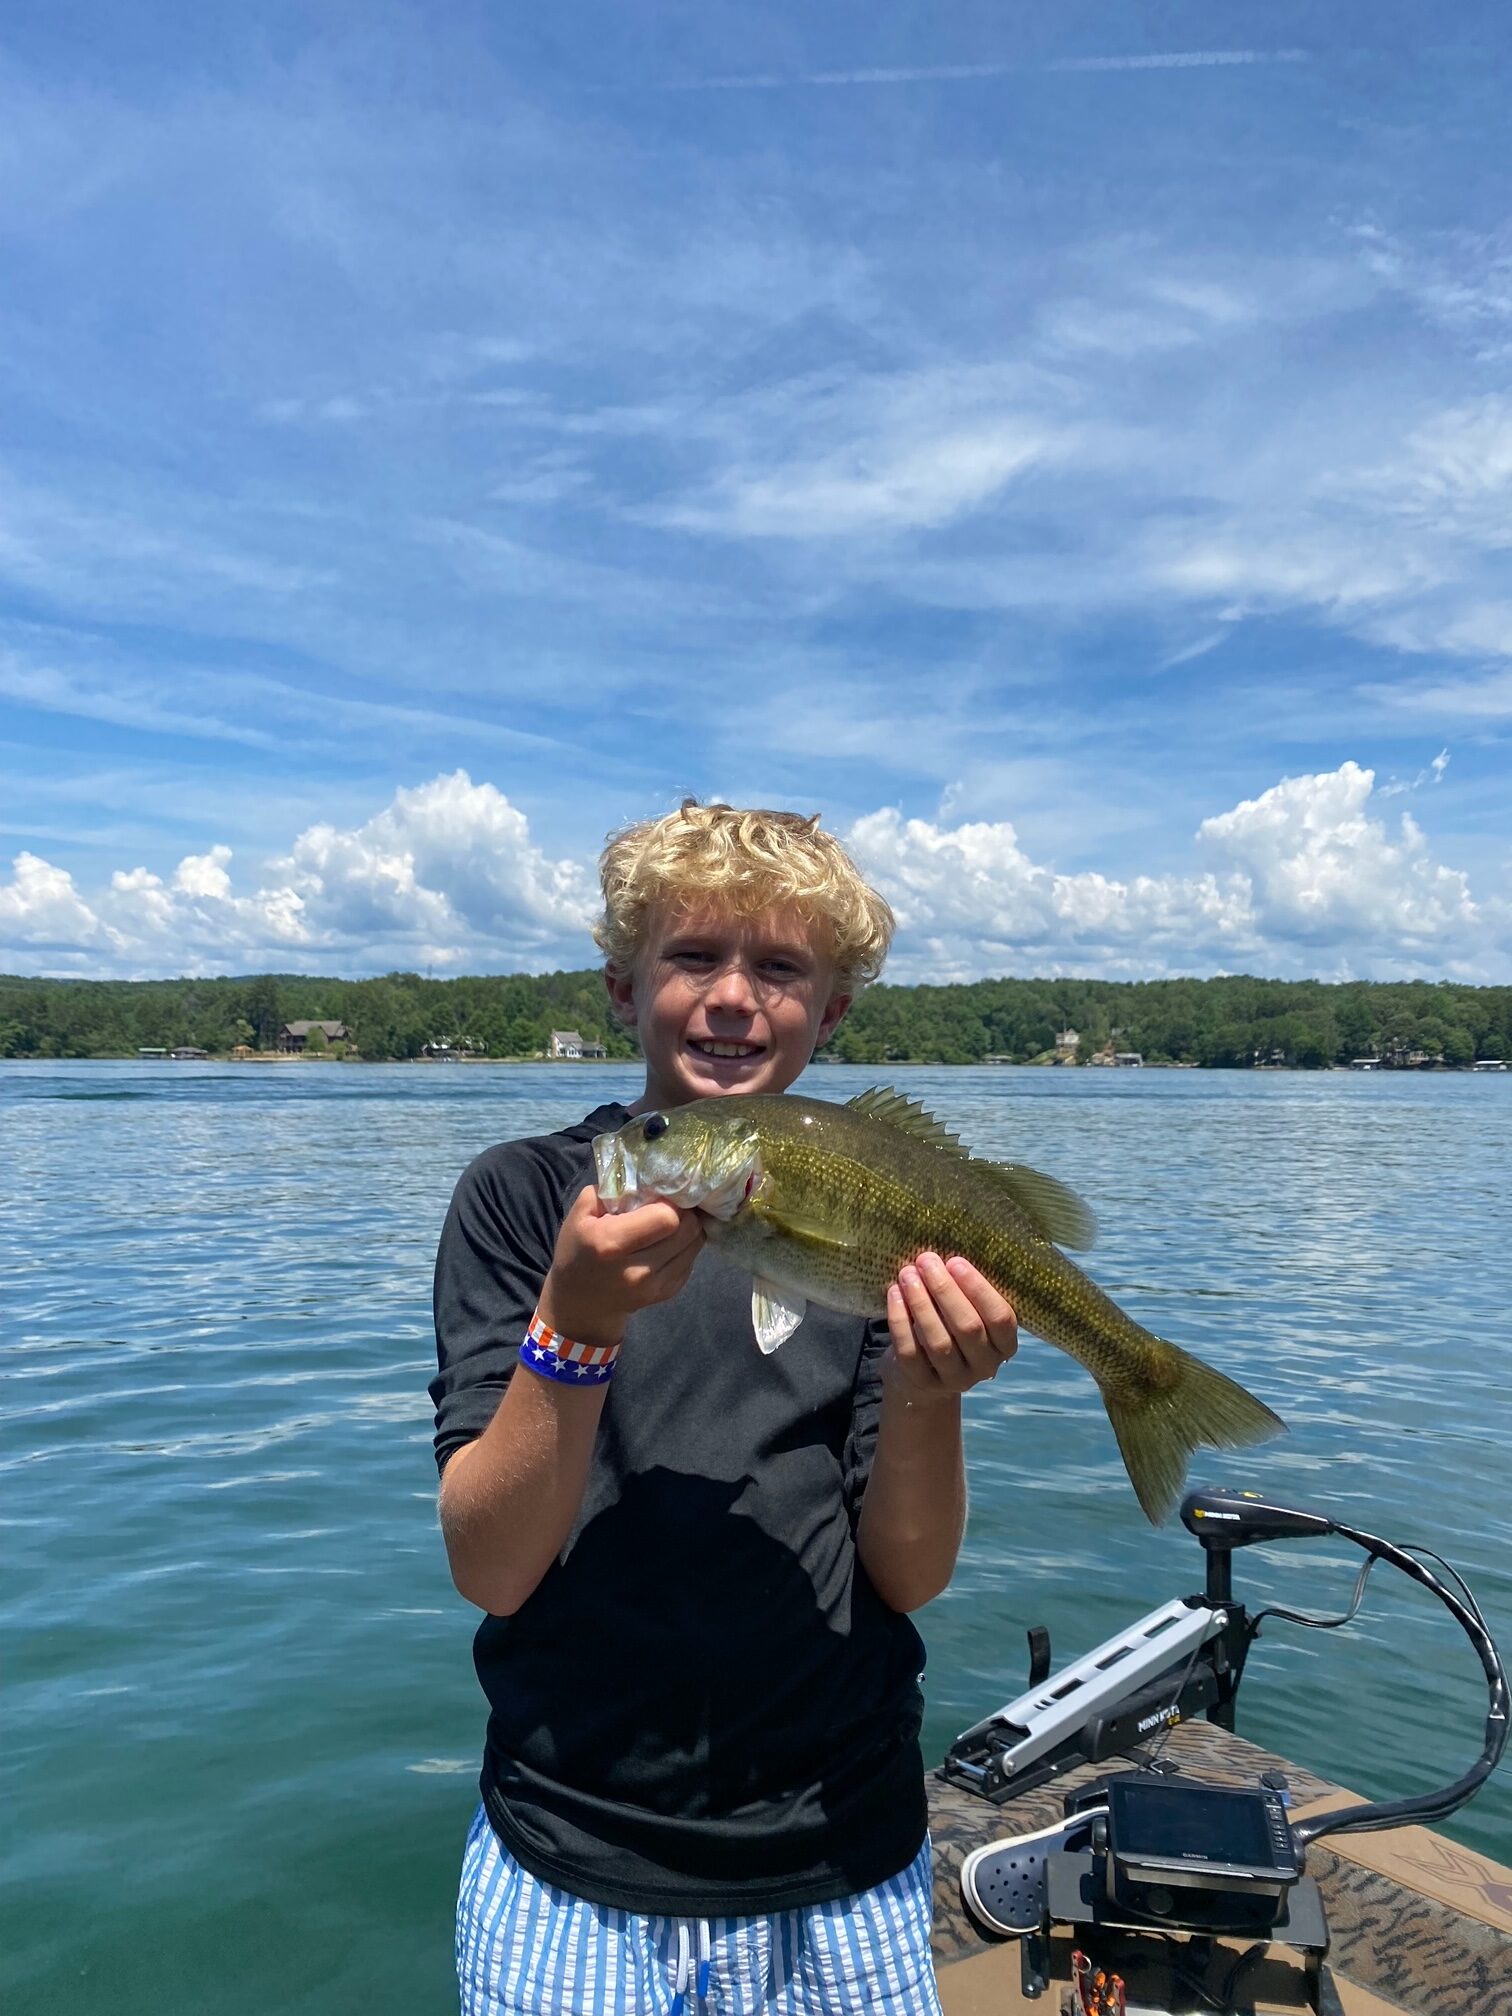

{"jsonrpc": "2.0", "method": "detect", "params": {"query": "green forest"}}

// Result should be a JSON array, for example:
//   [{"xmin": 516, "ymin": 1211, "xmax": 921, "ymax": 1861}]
[{"xmin": 2, "ymin": 969, "xmax": 1509, "ymax": 1068}]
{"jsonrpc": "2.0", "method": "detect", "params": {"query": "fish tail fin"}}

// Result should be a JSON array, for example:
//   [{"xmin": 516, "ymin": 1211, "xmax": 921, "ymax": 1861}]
[{"xmin": 1102, "ymin": 1345, "xmax": 1286, "ymax": 1526}]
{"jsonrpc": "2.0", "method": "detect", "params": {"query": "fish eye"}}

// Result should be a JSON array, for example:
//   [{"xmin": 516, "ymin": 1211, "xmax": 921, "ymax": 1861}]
[{"xmin": 642, "ymin": 1113, "xmax": 669, "ymax": 1141}]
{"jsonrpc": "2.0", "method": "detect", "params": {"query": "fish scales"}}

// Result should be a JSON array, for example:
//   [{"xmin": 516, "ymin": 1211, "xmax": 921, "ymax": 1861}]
[
  {"xmin": 743, "ymin": 1098, "xmax": 1177, "ymax": 1402},
  {"xmin": 593, "ymin": 1090, "xmax": 1284, "ymax": 1523}
]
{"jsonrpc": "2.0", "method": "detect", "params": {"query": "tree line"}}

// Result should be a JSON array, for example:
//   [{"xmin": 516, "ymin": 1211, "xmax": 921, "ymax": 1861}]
[{"xmin": 2, "ymin": 969, "xmax": 1509, "ymax": 1067}]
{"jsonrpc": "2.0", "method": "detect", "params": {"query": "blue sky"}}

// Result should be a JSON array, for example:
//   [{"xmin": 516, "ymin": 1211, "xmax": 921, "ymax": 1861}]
[{"xmin": 3, "ymin": 1, "xmax": 1511, "ymax": 982}]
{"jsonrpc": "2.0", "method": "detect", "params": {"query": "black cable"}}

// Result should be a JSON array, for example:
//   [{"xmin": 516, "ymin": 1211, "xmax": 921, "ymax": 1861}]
[
  {"xmin": 1139, "ymin": 1627, "xmax": 1214, "ymax": 1773},
  {"xmin": 1246, "ymin": 1549, "xmax": 1380, "ymax": 1638},
  {"xmin": 1244, "ymin": 1535, "xmax": 1502, "ymax": 1837},
  {"xmin": 1289, "ymin": 1520, "xmax": 1509, "ymax": 1848},
  {"xmin": 1400, "ymin": 1544, "xmax": 1489, "ymax": 1631},
  {"xmin": 1214, "ymin": 1938, "xmax": 1269, "ymax": 2014},
  {"xmin": 1141, "ymin": 1932, "xmax": 1267, "ymax": 2015},
  {"xmin": 1143, "ymin": 1934, "xmax": 1230, "ymax": 2013}
]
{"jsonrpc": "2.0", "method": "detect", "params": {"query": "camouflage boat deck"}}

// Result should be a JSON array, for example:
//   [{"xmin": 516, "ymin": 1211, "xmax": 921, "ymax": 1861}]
[{"xmin": 928, "ymin": 1720, "xmax": 1512, "ymax": 2016}]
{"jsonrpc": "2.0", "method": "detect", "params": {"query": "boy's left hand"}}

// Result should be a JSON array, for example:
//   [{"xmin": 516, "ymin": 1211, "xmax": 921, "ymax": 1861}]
[{"xmin": 885, "ymin": 1252, "xmax": 1018, "ymax": 1399}]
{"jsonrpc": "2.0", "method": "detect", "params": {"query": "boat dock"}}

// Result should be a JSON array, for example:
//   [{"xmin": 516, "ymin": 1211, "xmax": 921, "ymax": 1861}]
[{"xmin": 929, "ymin": 1719, "xmax": 1512, "ymax": 2014}]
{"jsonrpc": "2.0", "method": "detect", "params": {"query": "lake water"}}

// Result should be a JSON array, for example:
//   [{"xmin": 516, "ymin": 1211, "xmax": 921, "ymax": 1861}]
[{"xmin": 3, "ymin": 1059, "xmax": 1510, "ymax": 2012}]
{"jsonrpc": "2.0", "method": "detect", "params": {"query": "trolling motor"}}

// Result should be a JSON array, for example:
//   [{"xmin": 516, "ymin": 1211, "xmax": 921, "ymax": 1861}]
[
  {"xmin": 942, "ymin": 1486, "xmax": 1508, "ymax": 2012},
  {"xmin": 942, "ymin": 1490, "xmax": 1337, "ymax": 1807}
]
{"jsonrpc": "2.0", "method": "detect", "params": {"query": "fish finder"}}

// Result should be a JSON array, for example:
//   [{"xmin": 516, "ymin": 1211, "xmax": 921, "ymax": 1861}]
[{"xmin": 1102, "ymin": 1774, "xmax": 1302, "ymax": 1929}]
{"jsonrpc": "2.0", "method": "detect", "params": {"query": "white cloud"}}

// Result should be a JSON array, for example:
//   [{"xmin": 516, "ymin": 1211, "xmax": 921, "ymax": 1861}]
[
  {"xmin": 1146, "ymin": 524, "xmax": 1443, "ymax": 615},
  {"xmin": 607, "ymin": 243, "xmax": 1512, "ymax": 677},
  {"xmin": 0, "ymin": 473, "xmax": 325, "ymax": 620},
  {"xmin": 1375, "ymin": 749, "xmax": 1449, "ymax": 799},
  {"xmin": 1196, "ymin": 762, "xmax": 1477, "ymax": 951},
  {"xmin": 632, "ymin": 360, "xmax": 1105, "ymax": 543},
  {"xmin": 1158, "ymin": 631, "xmax": 1230, "ymax": 671},
  {"xmin": 0, "ymin": 636, "xmax": 585, "ymax": 764},
  {"xmin": 1, "ymin": 773, "xmax": 596, "ymax": 978},
  {"xmin": 654, "ymin": 393, "xmax": 1060, "ymax": 540},
  {"xmin": 844, "ymin": 805, "xmax": 1255, "ymax": 980},
  {"xmin": 103, "ymin": 855, "xmax": 311, "ymax": 961},
  {"xmin": 1037, "ymin": 300, "xmax": 1212, "ymax": 359},
  {"xmin": 1354, "ymin": 222, "xmax": 1512, "ymax": 361},
  {"xmin": 1373, "ymin": 661, "xmax": 1512, "ymax": 717},
  {"xmin": 845, "ymin": 761, "xmax": 1500, "ymax": 982},
  {"xmin": 173, "ymin": 845, "xmax": 234, "ymax": 900},
  {"xmin": 722, "ymin": 423, "xmax": 1050, "ymax": 538},
  {"xmin": 6, "ymin": 762, "xmax": 1504, "ymax": 983},
  {"xmin": 1340, "ymin": 398, "xmax": 1512, "ymax": 554},
  {"xmin": 273, "ymin": 772, "xmax": 596, "ymax": 956},
  {"xmin": 0, "ymin": 852, "xmax": 116, "ymax": 955}
]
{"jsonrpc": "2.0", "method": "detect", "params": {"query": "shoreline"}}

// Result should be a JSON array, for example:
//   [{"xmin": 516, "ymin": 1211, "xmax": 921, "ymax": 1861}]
[{"xmin": 5, "ymin": 1053, "xmax": 1506, "ymax": 1074}]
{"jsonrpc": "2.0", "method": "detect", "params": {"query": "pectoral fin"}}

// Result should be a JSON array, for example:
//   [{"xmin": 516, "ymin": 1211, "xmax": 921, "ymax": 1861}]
[{"xmin": 752, "ymin": 1278, "xmax": 807, "ymax": 1354}]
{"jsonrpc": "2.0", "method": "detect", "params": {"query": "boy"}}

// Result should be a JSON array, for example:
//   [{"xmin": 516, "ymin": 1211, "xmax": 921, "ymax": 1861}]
[{"xmin": 431, "ymin": 803, "xmax": 1018, "ymax": 2014}]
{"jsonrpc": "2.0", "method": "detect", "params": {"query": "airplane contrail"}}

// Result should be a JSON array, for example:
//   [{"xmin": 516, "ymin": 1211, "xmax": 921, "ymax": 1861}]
[{"xmin": 662, "ymin": 50, "xmax": 1308, "ymax": 92}]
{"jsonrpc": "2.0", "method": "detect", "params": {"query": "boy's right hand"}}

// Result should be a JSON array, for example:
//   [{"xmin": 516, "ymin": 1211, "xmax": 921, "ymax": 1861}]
[{"xmin": 536, "ymin": 1186, "xmax": 704, "ymax": 1352}]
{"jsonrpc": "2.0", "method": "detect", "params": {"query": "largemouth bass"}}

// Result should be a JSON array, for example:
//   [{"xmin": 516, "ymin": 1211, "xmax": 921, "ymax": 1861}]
[{"xmin": 593, "ymin": 1086, "xmax": 1283, "ymax": 1525}]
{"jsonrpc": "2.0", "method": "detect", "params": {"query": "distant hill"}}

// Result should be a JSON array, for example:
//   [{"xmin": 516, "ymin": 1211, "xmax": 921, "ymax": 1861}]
[{"xmin": 2, "ymin": 969, "xmax": 1508, "ymax": 1068}]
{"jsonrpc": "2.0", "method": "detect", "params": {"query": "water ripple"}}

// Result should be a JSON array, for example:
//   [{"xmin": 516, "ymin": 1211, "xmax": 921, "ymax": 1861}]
[{"xmin": 2, "ymin": 1057, "xmax": 1509, "ymax": 2012}]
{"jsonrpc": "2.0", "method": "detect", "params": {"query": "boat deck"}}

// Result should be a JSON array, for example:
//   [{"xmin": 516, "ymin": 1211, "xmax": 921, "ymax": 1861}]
[{"xmin": 928, "ymin": 1720, "xmax": 1512, "ymax": 2015}]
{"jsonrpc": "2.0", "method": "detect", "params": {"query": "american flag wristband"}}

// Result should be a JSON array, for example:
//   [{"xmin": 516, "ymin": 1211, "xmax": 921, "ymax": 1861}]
[{"xmin": 520, "ymin": 1311, "xmax": 621, "ymax": 1387}]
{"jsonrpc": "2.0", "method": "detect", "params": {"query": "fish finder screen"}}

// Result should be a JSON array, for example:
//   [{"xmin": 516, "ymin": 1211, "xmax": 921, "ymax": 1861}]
[{"xmin": 1108, "ymin": 1781, "xmax": 1278, "ymax": 1868}]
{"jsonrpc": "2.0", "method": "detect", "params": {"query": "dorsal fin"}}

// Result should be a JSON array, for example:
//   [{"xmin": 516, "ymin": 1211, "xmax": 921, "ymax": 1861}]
[
  {"xmin": 845, "ymin": 1085, "xmax": 970, "ymax": 1153},
  {"xmin": 974, "ymin": 1160, "xmax": 1098, "ymax": 1250},
  {"xmin": 845, "ymin": 1084, "xmax": 1097, "ymax": 1250}
]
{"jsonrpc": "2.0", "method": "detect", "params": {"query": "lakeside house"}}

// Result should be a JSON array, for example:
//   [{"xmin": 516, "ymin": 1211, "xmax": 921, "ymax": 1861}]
[
  {"xmin": 138, "ymin": 1047, "xmax": 169, "ymax": 1060},
  {"xmin": 1054, "ymin": 1028, "xmax": 1079, "ymax": 1065},
  {"xmin": 1347, "ymin": 1053, "xmax": 1492, "ymax": 1070},
  {"xmin": 278, "ymin": 1020, "xmax": 349, "ymax": 1053},
  {"xmin": 170, "ymin": 1045, "xmax": 208, "ymax": 1061},
  {"xmin": 547, "ymin": 1029, "xmax": 607, "ymax": 1060}
]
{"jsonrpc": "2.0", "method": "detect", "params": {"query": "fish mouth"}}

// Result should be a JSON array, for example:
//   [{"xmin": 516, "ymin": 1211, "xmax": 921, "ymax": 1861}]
[{"xmin": 592, "ymin": 1130, "xmax": 637, "ymax": 1208}]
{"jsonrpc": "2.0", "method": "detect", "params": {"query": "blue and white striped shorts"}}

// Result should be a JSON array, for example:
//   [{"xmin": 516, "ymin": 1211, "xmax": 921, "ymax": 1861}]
[{"xmin": 456, "ymin": 1805, "xmax": 944, "ymax": 2015}]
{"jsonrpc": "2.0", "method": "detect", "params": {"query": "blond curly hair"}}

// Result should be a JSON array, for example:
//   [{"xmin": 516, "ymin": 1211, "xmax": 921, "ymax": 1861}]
[{"xmin": 595, "ymin": 800, "xmax": 894, "ymax": 993}]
